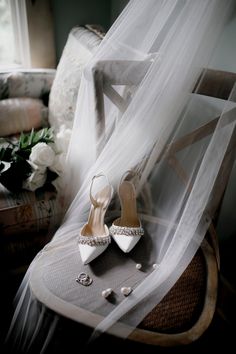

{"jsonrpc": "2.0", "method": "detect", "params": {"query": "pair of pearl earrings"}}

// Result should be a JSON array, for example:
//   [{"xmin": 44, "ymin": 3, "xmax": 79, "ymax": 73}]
[
  {"xmin": 102, "ymin": 286, "xmax": 133, "ymax": 298},
  {"xmin": 100, "ymin": 261, "xmax": 159, "ymax": 299},
  {"xmin": 101, "ymin": 263, "xmax": 143, "ymax": 298},
  {"xmin": 102, "ymin": 262, "xmax": 159, "ymax": 299}
]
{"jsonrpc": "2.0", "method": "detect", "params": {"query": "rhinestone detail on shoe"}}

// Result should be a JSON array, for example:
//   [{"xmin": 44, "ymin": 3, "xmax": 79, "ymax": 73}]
[
  {"xmin": 109, "ymin": 225, "xmax": 144, "ymax": 237},
  {"xmin": 78, "ymin": 235, "xmax": 111, "ymax": 246}
]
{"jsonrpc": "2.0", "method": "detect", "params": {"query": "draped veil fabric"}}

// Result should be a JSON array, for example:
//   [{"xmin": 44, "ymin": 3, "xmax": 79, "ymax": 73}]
[{"xmin": 6, "ymin": 0, "xmax": 236, "ymax": 351}]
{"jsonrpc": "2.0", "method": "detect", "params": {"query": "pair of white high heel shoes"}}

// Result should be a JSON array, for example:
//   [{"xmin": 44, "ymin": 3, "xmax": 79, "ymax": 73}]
[{"xmin": 78, "ymin": 172, "xmax": 144, "ymax": 264}]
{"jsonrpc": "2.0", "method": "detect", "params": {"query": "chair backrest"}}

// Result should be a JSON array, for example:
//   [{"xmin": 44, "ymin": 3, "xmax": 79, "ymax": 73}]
[
  {"xmin": 90, "ymin": 60, "xmax": 236, "ymax": 263},
  {"xmin": 87, "ymin": 61, "xmax": 236, "ymax": 345}
]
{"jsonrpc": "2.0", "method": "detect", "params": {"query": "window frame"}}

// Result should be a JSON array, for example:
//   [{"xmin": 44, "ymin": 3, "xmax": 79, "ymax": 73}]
[
  {"xmin": 9, "ymin": 0, "xmax": 31, "ymax": 67},
  {"xmin": 1, "ymin": 0, "xmax": 56, "ymax": 70}
]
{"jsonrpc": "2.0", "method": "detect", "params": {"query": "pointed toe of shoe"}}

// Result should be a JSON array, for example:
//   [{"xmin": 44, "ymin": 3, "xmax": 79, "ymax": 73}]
[
  {"xmin": 112, "ymin": 234, "xmax": 141, "ymax": 253},
  {"xmin": 110, "ymin": 223, "xmax": 144, "ymax": 253},
  {"xmin": 79, "ymin": 244, "xmax": 108, "ymax": 264}
]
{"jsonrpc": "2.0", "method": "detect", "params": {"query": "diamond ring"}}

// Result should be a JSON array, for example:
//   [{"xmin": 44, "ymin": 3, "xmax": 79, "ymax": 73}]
[{"xmin": 76, "ymin": 272, "xmax": 93, "ymax": 286}]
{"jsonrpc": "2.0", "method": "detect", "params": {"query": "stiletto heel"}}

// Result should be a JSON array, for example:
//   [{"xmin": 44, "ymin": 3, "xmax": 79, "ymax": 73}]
[
  {"xmin": 78, "ymin": 173, "xmax": 113, "ymax": 264},
  {"xmin": 109, "ymin": 171, "xmax": 144, "ymax": 253}
]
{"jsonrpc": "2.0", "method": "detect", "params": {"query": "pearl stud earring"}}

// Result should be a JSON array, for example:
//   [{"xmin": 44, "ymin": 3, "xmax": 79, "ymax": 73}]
[
  {"xmin": 153, "ymin": 263, "xmax": 159, "ymax": 270},
  {"xmin": 102, "ymin": 288, "xmax": 113, "ymax": 298},
  {"xmin": 121, "ymin": 286, "xmax": 132, "ymax": 296},
  {"xmin": 136, "ymin": 263, "xmax": 142, "ymax": 270}
]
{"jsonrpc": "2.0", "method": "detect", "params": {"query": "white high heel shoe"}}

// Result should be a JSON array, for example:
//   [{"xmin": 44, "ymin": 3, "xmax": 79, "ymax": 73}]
[
  {"xmin": 78, "ymin": 173, "xmax": 113, "ymax": 264},
  {"xmin": 109, "ymin": 171, "xmax": 144, "ymax": 253}
]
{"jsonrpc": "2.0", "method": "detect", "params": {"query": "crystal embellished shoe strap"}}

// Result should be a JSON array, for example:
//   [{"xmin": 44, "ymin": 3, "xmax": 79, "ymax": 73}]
[
  {"xmin": 78, "ymin": 234, "xmax": 111, "ymax": 246},
  {"xmin": 109, "ymin": 224, "xmax": 144, "ymax": 236}
]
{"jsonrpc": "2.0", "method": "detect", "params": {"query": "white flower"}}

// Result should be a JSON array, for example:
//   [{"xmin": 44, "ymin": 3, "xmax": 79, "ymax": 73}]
[
  {"xmin": 0, "ymin": 161, "xmax": 10, "ymax": 173},
  {"xmin": 30, "ymin": 142, "xmax": 55, "ymax": 167},
  {"xmin": 49, "ymin": 153, "xmax": 66, "ymax": 174},
  {"xmin": 55, "ymin": 125, "xmax": 72, "ymax": 153},
  {"xmin": 23, "ymin": 168, "xmax": 47, "ymax": 191}
]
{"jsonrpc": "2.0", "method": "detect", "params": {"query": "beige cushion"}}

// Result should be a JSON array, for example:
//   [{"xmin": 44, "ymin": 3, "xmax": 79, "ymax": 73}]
[{"xmin": 0, "ymin": 97, "xmax": 48, "ymax": 136}]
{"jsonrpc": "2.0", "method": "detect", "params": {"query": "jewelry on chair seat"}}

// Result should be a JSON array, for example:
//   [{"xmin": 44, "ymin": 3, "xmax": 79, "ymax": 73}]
[{"xmin": 76, "ymin": 272, "xmax": 93, "ymax": 286}]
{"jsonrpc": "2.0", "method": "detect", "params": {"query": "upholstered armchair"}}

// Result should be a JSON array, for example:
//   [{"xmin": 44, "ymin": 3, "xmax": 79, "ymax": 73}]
[{"xmin": 0, "ymin": 25, "xmax": 103, "ymax": 276}]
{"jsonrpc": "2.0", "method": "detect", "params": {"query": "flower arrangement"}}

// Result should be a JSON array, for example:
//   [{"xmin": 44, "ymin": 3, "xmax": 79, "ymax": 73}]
[{"xmin": 0, "ymin": 126, "xmax": 70, "ymax": 193}]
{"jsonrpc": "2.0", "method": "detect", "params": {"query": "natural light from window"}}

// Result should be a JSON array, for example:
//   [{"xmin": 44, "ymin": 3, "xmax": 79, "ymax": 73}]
[
  {"xmin": 0, "ymin": 0, "xmax": 15, "ymax": 66},
  {"xmin": 0, "ymin": 0, "xmax": 30, "ymax": 69}
]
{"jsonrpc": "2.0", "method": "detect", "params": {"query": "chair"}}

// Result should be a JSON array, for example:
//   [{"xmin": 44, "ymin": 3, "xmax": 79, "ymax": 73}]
[
  {"xmin": 2, "ymin": 28, "xmax": 235, "ymax": 351},
  {"xmin": 27, "ymin": 65, "xmax": 236, "ymax": 348},
  {"xmin": 87, "ymin": 62, "xmax": 236, "ymax": 344}
]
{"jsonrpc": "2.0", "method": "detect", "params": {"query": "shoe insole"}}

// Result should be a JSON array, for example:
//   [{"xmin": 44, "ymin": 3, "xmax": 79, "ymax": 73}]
[{"xmin": 117, "ymin": 181, "xmax": 140, "ymax": 227}]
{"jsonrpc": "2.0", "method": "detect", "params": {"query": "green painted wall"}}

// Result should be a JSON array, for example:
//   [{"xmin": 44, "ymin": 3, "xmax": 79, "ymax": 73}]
[
  {"xmin": 111, "ymin": 0, "xmax": 128, "ymax": 23},
  {"xmin": 51, "ymin": 0, "xmax": 112, "ymax": 61},
  {"xmin": 209, "ymin": 8, "xmax": 236, "ymax": 73}
]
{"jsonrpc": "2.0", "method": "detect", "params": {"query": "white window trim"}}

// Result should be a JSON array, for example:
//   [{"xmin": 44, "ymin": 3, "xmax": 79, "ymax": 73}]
[{"xmin": 10, "ymin": 0, "xmax": 31, "ymax": 68}]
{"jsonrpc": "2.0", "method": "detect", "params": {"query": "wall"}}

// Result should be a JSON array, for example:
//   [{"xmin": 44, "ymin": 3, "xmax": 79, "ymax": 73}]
[
  {"xmin": 51, "ymin": 0, "xmax": 112, "ymax": 61},
  {"xmin": 211, "ymin": 4, "xmax": 236, "ymax": 240},
  {"xmin": 27, "ymin": 0, "xmax": 56, "ymax": 68},
  {"xmin": 209, "ymin": 9, "xmax": 236, "ymax": 73},
  {"xmin": 208, "ymin": 9, "xmax": 236, "ymax": 240},
  {"xmin": 110, "ymin": 1, "xmax": 236, "ymax": 72},
  {"xmin": 111, "ymin": 0, "xmax": 128, "ymax": 23}
]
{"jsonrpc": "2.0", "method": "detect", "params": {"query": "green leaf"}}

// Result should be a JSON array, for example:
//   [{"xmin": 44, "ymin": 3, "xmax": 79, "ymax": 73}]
[
  {"xmin": 0, "ymin": 147, "xmax": 13, "ymax": 162},
  {"xmin": 19, "ymin": 132, "xmax": 30, "ymax": 149},
  {"xmin": 17, "ymin": 128, "xmax": 55, "ymax": 152},
  {"xmin": 29, "ymin": 128, "xmax": 35, "ymax": 145}
]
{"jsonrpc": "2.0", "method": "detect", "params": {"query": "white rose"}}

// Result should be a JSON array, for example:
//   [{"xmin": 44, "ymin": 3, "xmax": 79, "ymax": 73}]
[
  {"xmin": 55, "ymin": 125, "xmax": 72, "ymax": 153},
  {"xmin": 49, "ymin": 153, "xmax": 66, "ymax": 174},
  {"xmin": 23, "ymin": 168, "xmax": 47, "ymax": 191},
  {"xmin": 30, "ymin": 143, "xmax": 55, "ymax": 167}
]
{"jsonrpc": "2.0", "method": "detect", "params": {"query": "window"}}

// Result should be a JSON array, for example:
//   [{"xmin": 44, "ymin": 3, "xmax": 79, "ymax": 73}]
[
  {"xmin": 0, "ymin": 0, "xmax": 15, "ymax": 66},
  {"xmin": 0, "ymin": 0, "xmax": 55, "ymax": 70},
  {"xmin": 0, "ymin": 0, "xmax": 30, "ymax": 69}
]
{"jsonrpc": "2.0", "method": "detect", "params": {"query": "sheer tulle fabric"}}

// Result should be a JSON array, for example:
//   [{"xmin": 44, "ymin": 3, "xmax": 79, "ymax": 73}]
[{"xmin": 6, "ymin": 0, "xmax": 235, "ymax": 351}]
